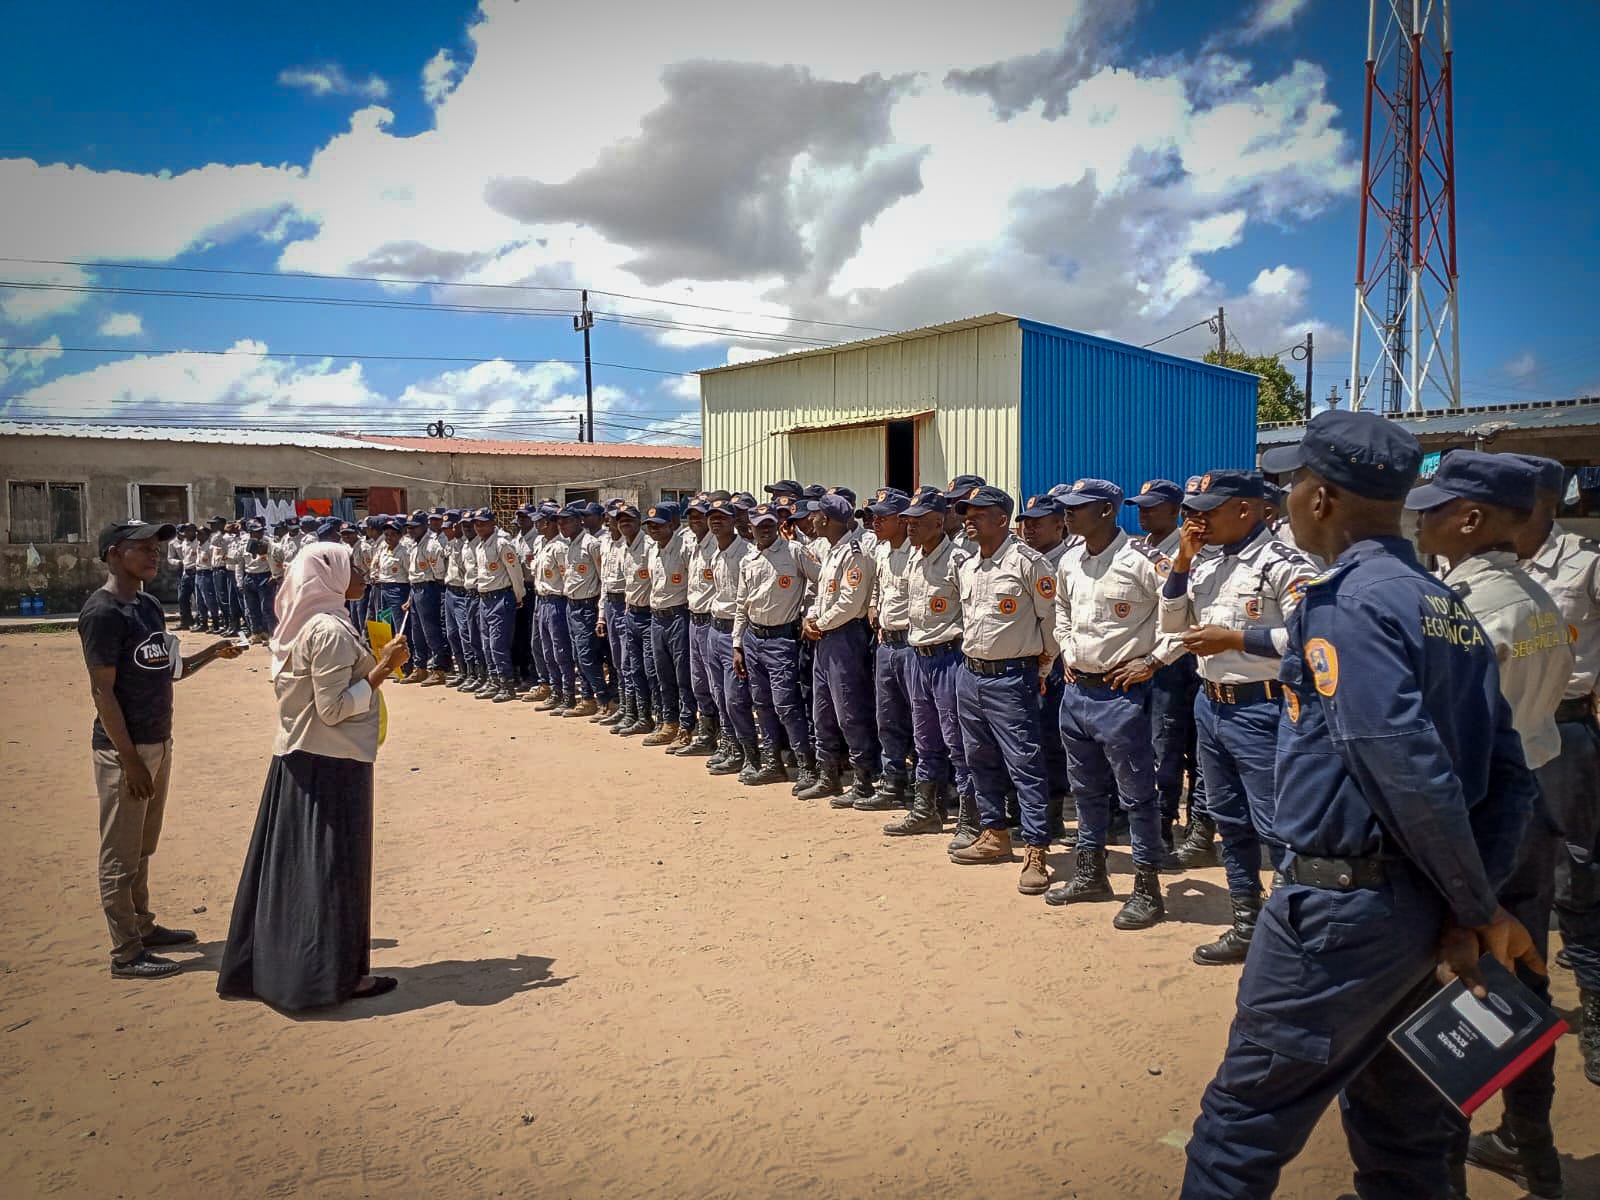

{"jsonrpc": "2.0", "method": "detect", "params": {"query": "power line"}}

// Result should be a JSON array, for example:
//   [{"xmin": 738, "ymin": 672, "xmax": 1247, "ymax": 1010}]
[{"xmin": 1141, "ymin": 318, "xmax": 1215, "ymax": 349}]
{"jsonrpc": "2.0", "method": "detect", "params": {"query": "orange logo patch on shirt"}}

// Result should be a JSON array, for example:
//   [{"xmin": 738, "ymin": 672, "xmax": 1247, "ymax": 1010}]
[
  {"xmin": 778, "ymin": 575, "xmax": 793, "ymax": 589},
  {"xmin": 1113, "ymin": 600, "xmax": 1132, "ymax": 619},
  {"xmin": 846, "ymin": 566, "xmax": 862, "ymax": 587},
  {"xmin": 1244, "ymin": 597, "xmax": 1263, "ymax": 620},
  {"xmin": 1036, "ymin": 576, "xmax": 1055, "ymax": 600},
  {"xmin": 543, "ymin": 568, "xmax": 554, "ymax": 579},
  {"xmin": 1305, "ymin": 637, "xmax": 1339, "ymax": 696},
  {"xmin": 929, "ymin": 596, "xmax": 948, "ymax": 614},
  {"xmin": 827, "ymin": 580, "xmax": 838, "ymax": 594},
  {"xmin": 1285, "ymin": 690, "xmax": 1301, "ymax": 722},
  {"xmin": 670, "ymin": 572, "xmax": 683, "ymax": 585},
  {"xmin": 1288, "ymin": 576, "xmax": 1311, "ymax": 601},
  {"xmin": 487, "ymin": 561, "xmax": 501, "ymax": 573},
  {"xmin": 636, "ymin": 568, "xmax": 650, "ymax": 580},
  {"xmin": 575, "ymin": 563, "xmax": 588, "ymax": 575},
  {"xmin": 701, "ymin": 568, "xmax": 714, "ymax": 581},
  {"xmin": 998, "ymin": 597, "xmax": 1018, "ymax": 616}
]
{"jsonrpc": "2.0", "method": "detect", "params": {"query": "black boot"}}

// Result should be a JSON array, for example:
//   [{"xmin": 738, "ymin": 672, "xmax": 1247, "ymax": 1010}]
[
  {"xmin": 1113, "ymin": 866, "xmax": 1165, "ymax": 930},
  {"xmin": 791, "ymin": 749, "xmax": 818, "ymax": 796},
  {"xmin": 884, "ymin": 782, "xmax": 943, "ymax": 836},
  {"xmin": 1044, "ymin": 848, "xmax": 1114, "ymax": 906},
  {"xmin": 1174, "ymin": 815, "xmax": 1219, "ymax": 868},
  {"xmin": 855, "ymin": 772, "xmax": 905, "ymax": 812},
  {"xmin": 493, "ymin": 678, "xmax": 518, "ymax": 702},
  {"xmin": 947, "ymin": 791, "xmax": 980, "ymax": 853},
  {"xmin": 1466, "ymin": 1117, "xmax": 1565, "ymax": 1200},
  {"xmin": 607, "ymin": 694, "xmax": 634, "ymax": 732},
  {"xmin": 705, "ymin": 730, "xmax": 736, "ymax": 772},
  {"xmin": 618, "ymin": 700, "xmax": 652, "ymax": 737},
  {"xmin": 797, "ymin": 759, "xmax": 843, "ymax": 801},
  {"xmin": 475, "ymin": 673, "xmax": 500, "ymax": 699},
  {"xmin": 1156, "ymin": 820, "xmax": 1186, "ymax": 874},
  {"xmin": 741, "ymin": 745, "xmax": 788, "ymax": 786},
  {"xmin": 1581, "ymin": 989, "xmax": 1600, "ymax": 1087},
  {"xmin": 674, "ymin": 715, "xmax": 719, "ymax": 757},
  {"xmin": 1193, "ymin": 893, "xmax": 1261, "ymax": 964}
]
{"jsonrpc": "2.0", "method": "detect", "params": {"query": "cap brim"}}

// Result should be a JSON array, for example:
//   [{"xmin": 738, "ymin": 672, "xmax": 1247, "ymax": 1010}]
[
  {"xmin": 1402, "ymin": 482, "xmax": 1459, "ymax": 511},
  {"xmin": 1125, "ymin": 493, "xmax": 1177, "ymax": 508},
  {"xmin": 902, "ymin": 503, "xmax": 943, "ymax": 517},
  {"xmin": 953, "ymin": 499, "xmax": 1004, "ymax": 515},
  {"xmin": 1017, "ymin": 506, "xmax": 1058, "ymax": 519},
  {"xmin": 749, "ymin": 513, "xmax": 780, "ymax": 525},
  {"xmin": 1180, "ymin": 493, "xmax": 1231, "ymax": 512},
  {"xmin": 1258, "ymin": 444, "xmax": 1307, "ymax": 475},
  {"xmin": 1056, "ymin": 493, "xmax": 1108, "ymax": 507}
]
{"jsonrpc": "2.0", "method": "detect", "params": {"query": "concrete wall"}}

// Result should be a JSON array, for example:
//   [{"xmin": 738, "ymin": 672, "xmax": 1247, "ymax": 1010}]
[{"xmin": 0, "ymin": 435, "xmax": 700, "ymax": 612}]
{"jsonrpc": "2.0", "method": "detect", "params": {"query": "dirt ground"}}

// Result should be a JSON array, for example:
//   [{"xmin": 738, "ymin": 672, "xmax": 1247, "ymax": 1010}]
[{"xmin": 1, "ymin": 629, "xmax": 1594, "ymax": 1200}]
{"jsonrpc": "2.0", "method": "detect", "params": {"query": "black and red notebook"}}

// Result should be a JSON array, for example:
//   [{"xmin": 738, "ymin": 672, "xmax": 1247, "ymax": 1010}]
[{"xmin": 1388, "ymin": 953, "xmax": 1569, "ymax": 1115}]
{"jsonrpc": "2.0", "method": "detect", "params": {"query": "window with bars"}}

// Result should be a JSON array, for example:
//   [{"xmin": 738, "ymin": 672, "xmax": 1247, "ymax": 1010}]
[
  {"xmin": 8, "ymin": 480, "xmax": 85, "ymax": 544},
  {"xmin": 490, "ymin": 485, "xmax": 535, "ymax": 527}
]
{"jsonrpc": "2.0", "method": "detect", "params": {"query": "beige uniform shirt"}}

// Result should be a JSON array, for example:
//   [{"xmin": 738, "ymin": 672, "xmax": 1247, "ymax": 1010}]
[
  {"xmin": 906, "ymin": 537, "xmax": 965, "ymax": 646},
  {"xmin": 372, "ymin": 540, "xmax": 407, "ymax": 584},
  {"xmin": 873, "ymin": 538, "xmax": 914, "ymax": 633},
  {"xmin": 602, "ymin": 535, "xmax": 629, "ymax": 595},
  {"xmin": 475, "ymin": 529, "xmax": 525, "ymax": 600},
  {"xmin": 534, "ymin": 534, "xmax": 566, "ymax": 597},
  {"xmin": 956, "ymin": 534, "xmax": 1059, "ymax": 664},
  {"xmin": 622, "ymin": 531, "xmax": 653, "ymax": 607},
  {"xmin": 564, "ymin": 531, "xmax": 603, "ymax": 600},
  {"xmin": 688, "ymin": 532, "xmax": 719, "ymax": 614},
  {"xmin": 808, "ymin": 527, "xmax": 876, "ymax": 631},
  {"xmin": 1054, "ymin": 529, "xmax": 1180, "ymax": 672},
  {"xmin": 1523, "ymin": 524, "xmax": 1600, "ymax": 700},
  {"xmin": 1158, "ymin": 526, "xmax": 1316, "ymax": 684},
  {"xmin": 734, "ymin": 538, "xmax": 816, "ymax": 641},
  {"xmin": 1445, "ymin": 550, "xmax": 1572, "ymax": 770},
  {"xmin": 460, "ymin": 536, "xmax": 480, "ymax": 590},
  {"xmin": 710, "ymin": 534, "xmax": 751, "ymax": 621},
  {"xmin": 647, "ymin": 527, "xmax": 691, "ymax": 609}
]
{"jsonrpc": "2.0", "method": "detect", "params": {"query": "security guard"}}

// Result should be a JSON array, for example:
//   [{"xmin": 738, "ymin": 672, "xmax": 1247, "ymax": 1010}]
[
  {"xmin": 868, "ymin": 488, "xmax": 915, "ymax": 810},
  {"xmin": 203, "ymin": 516, "xmax": 232, "ymax": 634},
  {"xmin": 598, "ymin": 502, "xmax": 632, "ymax": 726},
  {"xmin": 1018, "ymin": 491, "xmax": 1073, "ymax": 842},
  {"xmin": 241, "ymin": 520, "xmax": 274, "ymax": 642},
  {"xmin": 615, "ymin": 505, "xmax": 659, "ymax": 737},
  {"xmin": 733, "ymin": 502, "xmax": 818, "ymax": 786},
  {"xmin": 681, "ymin": 496, "xmax": 722, "ymax": 755},
  {"xmin": 798, "ymin": 492, "xmax": 880, "ymax": 804},
  {"xmin": 1161, "ymin": 470, "xmax": 1316, "ymax": 963},
  {"xmin": 1048, "ymin": 479, "xmax": 1181, "ymax": 929},
  {"xmin": 1511, "ymin": 453, "xmax": 1600, "ymax": 1091},
  {"xmin": 560, "ymin": 501, "xmax": 609, "ymax": 719},
  {"xmin": 440, "ymin": 511, "xmax": 471, "ymax": 686},
  {"xmin": 644, "ymin": 501, "xmax": 694, "ymax": 748},
  {"xmin": 532, "ymin": 506, "xmax": 576, "ymax": 712},
  {"xmin": 1408, "ymin": 452, "xmax": 1574, "ymax": 1195},
  {"xmin": 1182, "ymin": 410, "xmax": 1543, "ymax": 1199},
  {"xmin": 941, "ymin": 475, "xmax": 986, "ymax": 553},
  {"xmin": 511, "ymin": 507, "xmax": 544, "ymax": 696},
  {"xmin": 174, "ymin": 524, "xmax": 202, "ymax": 630},
  {"xmin": 702, "ymin": 498, "xmax": 757, "ymax": 776},
  {"xmin": 885, "ymin": 487, "xmax": 969, "ymax": 838},
  {"xmin": 456, "ymin": 513, "xmax": 489, "ymax": 693},
  {"xmin": 372, "ymin": 517, "xmax": 411, "ymax": 657},
  {"xmin": 472, "ymin": 507, "xmax": 524, "ymax": 702},
  {"xmin": 402, "ymin": 511, "xmax": 442, "ymax": 685}
]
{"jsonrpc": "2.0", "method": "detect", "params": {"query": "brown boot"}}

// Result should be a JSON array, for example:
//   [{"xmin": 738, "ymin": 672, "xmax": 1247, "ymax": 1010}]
[
  {"xmin": 949, "ymin": 827, "xmax": 1014, "ymax": 865},
  {"xmin": 523, "ymin": 684, "xmax": 551, "ymax": 703},
  {"xmin": 419, "ymin": 669, "xmax": 447, "ymax": 687},
  {"xmin": 642, "ymin": 721, "xmax": 680, "ymax": 747},
  {"xmin": 668, "ymin": 726, "xmax": 694, "ymax": 752},
  {"xmin": 564, "ymin": 698, "xmax": 599, "ymax": 718},
  {"xmin": 393, "ymin": 668, "xmax": 419, "ymax": 685},
  {"xmin": 1018, "ymin": 845, "xmax": 1051, "ymax": 895}
]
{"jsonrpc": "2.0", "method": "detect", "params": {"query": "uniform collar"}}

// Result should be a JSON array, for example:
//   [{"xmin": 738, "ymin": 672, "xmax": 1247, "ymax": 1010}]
[
  {"xmin": 978, "ymin": 531, "xmax": 1020, "ymax": 562},
  {"xmin": 1530, "ymin": 522, "xmax": 1567, "ymax": 569},
  {"xmin": 1443, "ymin": 548, "xmax": 1520, "ymax": 585},
  {"xmin": 1081, "ymin": 527, "xmax": 1128, "ymax": 561},
  {"xmin": 1333, "ymin": 535, "xmax": 1418, "ymax": 568},
  {"xmin": 1222, "ymin": 522, "xmax": 1269, "ymax": 557}
]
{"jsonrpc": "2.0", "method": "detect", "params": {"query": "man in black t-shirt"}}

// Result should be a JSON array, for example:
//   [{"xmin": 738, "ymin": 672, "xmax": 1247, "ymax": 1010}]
[{"xmin": 79, "ymin": 521, "xmax": 241, "ymax": 980}]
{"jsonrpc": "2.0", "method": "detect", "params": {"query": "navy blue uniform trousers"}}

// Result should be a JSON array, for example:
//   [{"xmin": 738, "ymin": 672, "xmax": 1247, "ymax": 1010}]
[
  {"xmin": 413, "ymin": 580, "xmax": 448, "ymax": 670},
  {"xmin": 478, "ymin": 588, "xmax": 517, "ymax": 677},
  {"xmin": 689, "ymin": 617, "xmax": 718, "ymax": 720},
  {"xmin": 603, "ymin": 596, "xmax": 628, "ymax": 699},
  {"xmin": 909, "ymin": 643, "xmax": 969, "ymax": 796},
  {"xmin": 745, "ymin": 630, "xmax": 808, "ymax": 752},
  {"xmin": 1182, "ymin": 866, "xmax": 1456, "ymax": 1199},
  {"xmin": 1059, "ymin": 677, "xmax": 1164, "ymax": 868},
  {"xmin": 875, "ymin": 639, "xmax": 914, "ymax": 782},
  {"xmin": 1547, "ymin": 715, "xmax": 1600, "ymax": 992},
  {"xmin": 194, "ymin": 569, "xmax": 215, "ymax": 627},
  {"xmin": 242, "ymin": 573, "xmax": 272, "ymax": 636},
  {"xmin": 1151, "ymin": 655, "xmax": 1204, "ymax": 822},
  {"xmin": 708, "ymin": 625, "xmax": 755, "ymax": 743},
  {"xmin": 955, "ymin": 662, "xmax": 1049, "ymax": 848},
  {"xmin": 443, "ymin": 586, "xmax": 469, "ymax": 673},
  {"xmin": 812, "ymin": 619, "xmax": 879, "ymax": 776},
  {"xmin": 1039, "ymin": 661, "xmax": 1071, "ymax": 798},
  {"xmin": 652, "ymin": 606, "xmax": 692, "ymax": 726},
  {"xmin": 210, "ymin": 568, "xmax": 234, "ymax": 629},
  {"xmin": 178, "ymin": 569, "xmax": 197, "ymax": 628},
  {"xmin": 463, "ymin": 594, "xmax": 485, "ymax": 671},
  {"xmin": 567, "ymin": 597, "xmax": 611, "ymax": 702},
  {"xmin": 538, "ymin": 595, "xmax": 576, "ymax": 697},
  {"xmin": 1195, "ymin": 692, "xmax": 1285, "ymax": 895}
]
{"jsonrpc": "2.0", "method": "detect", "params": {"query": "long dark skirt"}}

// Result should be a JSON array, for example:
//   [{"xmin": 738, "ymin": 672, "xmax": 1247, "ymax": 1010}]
[{"xmin": 217, "ymin": 751, "xmax": 374, "ymax": 1010}]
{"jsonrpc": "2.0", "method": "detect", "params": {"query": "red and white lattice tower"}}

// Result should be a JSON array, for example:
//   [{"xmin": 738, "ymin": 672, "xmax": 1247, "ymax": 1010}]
[{"xmin": 1351, "ymin": 0, "xmax": 1460, "ymax": 412}]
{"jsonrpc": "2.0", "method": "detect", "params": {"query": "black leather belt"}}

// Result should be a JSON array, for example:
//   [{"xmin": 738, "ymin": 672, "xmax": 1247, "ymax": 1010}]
[
  {"xmin": 182, "ymin": 568, "xmax": 198, "ymax": 575},
  {"xmin": 1072, "ymin": 670, "xmax": 1112, "ymax": 688},
  {"xmin": 1203, "ymin": 679, "xmax": 1283, "ymax": 705},
  {"xmin": 690, "ymin": 610, "xmax": 713, "ymax": 626},
  {"xmin": 627, "ymin": 603, "xmax": 652, "ymax": 616},
  {"xmin": 914, "ymin": 638, "xmax": 961, "ymax": 658},
  {"xmin": 605, "ymin": 591, "xmax": 625, "ymax": 603},
  {"xmin": 1283, "ymin": 856, "xmax": 1387, "ymax": 890},
  {"xmin": 653, "ymin": 603, "xmax": 687, "ymax": 620},
  {"xmin": 713, "ymin": 616, "xmax": 735, "ymax": 633},
  {"xmin": 880, "ymin": 628, "xmax": 909, "ymax": 646},
  {"xmin": 568, "ymin": 595, "xmax": 598, "ymax": 608},
  {"xmin": 750, "ymin": 621, "xmax": 799, "ymax": 639},
  {"xmin": 1556, "ymin": 696, "xmax": 1597, "ymax": 724},
  {"xmin": 964, "ymin": 655, "xmax": 1035, "ymax": 677},
  {"xmin": 447, "ymin": 585, "xmax": 466, "ymax": 594},
  {"xmin": 823, "ymin": 617, "xmax": 870, "ymax": 637}
]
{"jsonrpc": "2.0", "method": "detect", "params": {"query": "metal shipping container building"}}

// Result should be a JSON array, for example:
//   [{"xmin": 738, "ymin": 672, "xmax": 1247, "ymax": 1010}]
[{"xmin": 699, "ymin": 313, "xmax": 1257, "ymax": 527}]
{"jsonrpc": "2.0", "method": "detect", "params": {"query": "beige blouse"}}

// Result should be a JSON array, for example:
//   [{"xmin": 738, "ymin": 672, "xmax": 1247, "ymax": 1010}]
[{"xmin": 272, "ymin": 613, "xmax": 381, "ymax": 763}]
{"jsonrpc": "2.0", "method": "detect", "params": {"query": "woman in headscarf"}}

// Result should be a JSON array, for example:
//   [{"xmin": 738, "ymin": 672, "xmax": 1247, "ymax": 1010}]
[{"xmin": 217, "ymin": 543, "xmax": 409, "ymax": 1009}]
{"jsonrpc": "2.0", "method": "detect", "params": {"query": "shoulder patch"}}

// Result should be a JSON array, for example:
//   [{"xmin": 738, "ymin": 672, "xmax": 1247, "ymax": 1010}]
[
  {"xmin": 1287, "ymin": 575, "xmax": 1313, "ymax": 601},
  {"xmin": 1036, "ymin": 575, "xmax": 1055, "ymax": 600},
  {"xmin": 1304, "ymin": 638, "xmax": 1339, "ymax": 696}
]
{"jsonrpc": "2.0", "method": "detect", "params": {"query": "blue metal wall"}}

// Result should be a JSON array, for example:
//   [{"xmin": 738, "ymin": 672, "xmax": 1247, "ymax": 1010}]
[{"xmin": 1017, "ymin": 319, "xmax": 1259, "ymax": 532}]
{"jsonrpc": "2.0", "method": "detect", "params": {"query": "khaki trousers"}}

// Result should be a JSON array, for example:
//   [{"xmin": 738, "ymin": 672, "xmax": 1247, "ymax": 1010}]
[{"xmin": 92, "ymin": 741, "xmax": 172, "ymax": 964}]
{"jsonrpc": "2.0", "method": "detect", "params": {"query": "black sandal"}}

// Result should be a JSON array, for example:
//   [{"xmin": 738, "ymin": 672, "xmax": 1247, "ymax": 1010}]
[{"xmin": 349, "ymin": 976, "xmax": 398, "ymax": 1000}]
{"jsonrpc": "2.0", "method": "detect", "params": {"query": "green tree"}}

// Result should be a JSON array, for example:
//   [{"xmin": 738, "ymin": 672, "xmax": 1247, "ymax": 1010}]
[{"xmin": 1204, "ymin": 349, "xmax": 1306, "ymax": 424}]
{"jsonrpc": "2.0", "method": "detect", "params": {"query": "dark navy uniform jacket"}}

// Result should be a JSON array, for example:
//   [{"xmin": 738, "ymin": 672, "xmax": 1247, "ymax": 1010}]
[{"xmin": 1275, "ymin": 537, "xmax": 1536, "ymax": 929}]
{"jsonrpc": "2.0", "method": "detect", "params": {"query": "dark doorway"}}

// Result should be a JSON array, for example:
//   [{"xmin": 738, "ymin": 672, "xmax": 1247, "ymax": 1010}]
[{"xmin": 885, "ymin": 420, "xmax": 916, "ymax": 494}]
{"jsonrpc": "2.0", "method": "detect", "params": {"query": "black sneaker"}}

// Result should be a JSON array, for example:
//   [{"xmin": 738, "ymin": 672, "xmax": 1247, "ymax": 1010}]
[
  {"xmin": 111, "ymin": 952, "xmax": 181, "ymax": 979},
  {"xmin": 142, "ymin": 925, "xmax": 198, "ymax": 948}
]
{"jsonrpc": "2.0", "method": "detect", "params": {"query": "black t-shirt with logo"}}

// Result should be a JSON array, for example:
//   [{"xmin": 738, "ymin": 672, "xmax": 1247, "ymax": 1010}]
[{"xmin": 78, "ymin": 588, "xmax": 175, "ymax": 750}]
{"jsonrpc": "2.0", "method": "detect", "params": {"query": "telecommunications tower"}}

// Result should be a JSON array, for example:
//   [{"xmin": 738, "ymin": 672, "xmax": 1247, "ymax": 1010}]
[{"xmin": 1350, "ymin": 0, "xmax": 1460, "ymax": 412}]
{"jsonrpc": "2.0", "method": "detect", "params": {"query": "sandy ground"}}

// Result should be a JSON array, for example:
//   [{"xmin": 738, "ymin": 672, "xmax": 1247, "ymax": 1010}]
[{"xmin": 1, "ymin": 628, "xmax": 1595, "ymax": 1200}]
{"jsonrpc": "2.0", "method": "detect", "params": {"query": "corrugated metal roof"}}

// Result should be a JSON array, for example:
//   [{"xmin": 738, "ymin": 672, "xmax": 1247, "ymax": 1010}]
[
  {"xmin": 358, "ymin": 435, "xmax": 701, "ymax": 460},
  {"xmin": 773, "ymin": 408, "xmax": 934, "ymax": 436},
  {"xmin": 696, "ymin": 313, "xmax": 1019, "ymax": 376},
  {"xmin": 1256, "ymin": 397, "xmax": 1600, "ymax": 446},
  {"xmin": 0, "ymin": 421, "xmax": 407, "ymax": 451}
]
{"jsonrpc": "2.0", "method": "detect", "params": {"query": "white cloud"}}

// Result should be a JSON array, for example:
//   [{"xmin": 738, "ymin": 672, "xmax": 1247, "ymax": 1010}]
[
  {"xmin": 1242, "ymin": 0, "xmax": 1311, "ymax": 41},
  {"xmin": 422, "ymin": 49, "xmax": 462, "ymax": 107},
  {"xmin": 1504, "ymin": 351, "xmax": 1538, "ymax": 380},
  {"xmin": 0, "ymin": 335, "xmax": 63, "ymax": 386},
  {"xmin": 98, "ymin": 312, "xmax": 144, "ymax": 337},
  {"xmin": 278, "ymin": 63, "xmax": 390, "ymax": 101}
]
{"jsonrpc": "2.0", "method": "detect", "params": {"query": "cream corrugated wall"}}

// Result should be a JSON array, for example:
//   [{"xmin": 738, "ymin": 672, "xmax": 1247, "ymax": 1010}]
[{"xmin": 700, "ymin": 321, "xmax": 1022, "ymax": 499}]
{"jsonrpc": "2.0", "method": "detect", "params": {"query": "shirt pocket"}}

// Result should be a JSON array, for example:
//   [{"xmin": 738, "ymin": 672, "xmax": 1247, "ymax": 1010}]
[{"xmin": 1095, "ymin": 585, "xmax": 1140, "ymax": 624}]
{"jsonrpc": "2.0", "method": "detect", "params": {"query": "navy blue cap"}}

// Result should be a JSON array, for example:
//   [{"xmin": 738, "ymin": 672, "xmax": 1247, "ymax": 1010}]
[
  {"xmin": 1125, "ymin": 479, "xmax": 1184, "ymax": 509},
  {"xmin": 903, "ymin": 486, "xmax": 948, "ymax": 517},
  {"xmin": 362, "ymin": 515, "xmax": 381, "ymax": 529},
  {"xmin": 1405, "ymin": 449, "xmax": 1537, "ymax": 513},
  {"xmin": 685, "ymin": 495, "xmax": 714, "ymax": 513},
  {"xmin": 1046, "ymin": 483, "xmax": 1075, "ymax": 498},
  {"xmin": 1259, "ymin": 409, "xmax": 1420, "ymax": 500},
  {"xmin": 380, "ymin": 517, "xmax": 403, "ymax": 532},
  {"xmin": 1181, "ymin": 469, "xmax": 1266, "ymax": 512},
  {"xmin": 582, "ymin": 501, "xmax": 604, "ymax": 516},
  {"xmin": 942, "ymin": 474, "xmax": 987, "ymax": 500},
  {"xmin": 801, "ymin": 484, "xmax": 827, "ymax": 502},
  {"xmin": 1019, "ymin": 493, "xmax": 1065, "ymax": 518},
  {"xmin": 1056, "ymin": 478, "xmax": 1124, "ymax": 507},
  {"xmin": 471, "ymin": 507, "xmax": 496, "ymax": 522},
  {"xmin": 616, "ymin": 504, "xmax": 641, "ymax": 520},
  {"xmin": 867, "ymin": 487, "xmax": 911, "ymax": 516},
  {"xmin": 431, "ymin": 506, "xmax": 447, "ymax": 516},
  {"xmin": 763, "ymin": 479, "xmax": 803, "ymax": 498},
  {"xmin": 731, "ymin": 491, "xmax": 757, "ymax": 509},
  {"xmin": 1263, "ymin": 481, "xmax": 1285, "ymax": 506},
  {"xmin": 298, "ymin": 514, "xmax": 318, "ymax": 527},
  {"xmin": 811, "ymin": 493, "xmax": 854, "ymax": 522},
  {"xmin": 1503, "ymin": 454, "xmax": 1564, "ymax": 495},
  {"xmin": 705, "ymin": 496, "xmax": 737, "ymax": 519},
  {"xmin": 643, "ymin": 501, "xmax": 679, "ymax": 524},
  {"xmin": 316, "ymin": 517, "xmax": 343, "ymax": 540},
  {"xmin": 826, "ymin": 485, "xmax": 857, "ymax": 506},
  {"xmin": 952, "ymin": 484, "xmax": 1014, "ymax": 518},
  {"xmin": 558, "ymin": 502, "xmax": 585, "ymax": 519},
  {"xmin": 750, "ymin": 503, "xmax": 783, "ymax": 525},
  {"xmin": 404, "ymin": 510, "xmax": 427, "ymax": 527}
]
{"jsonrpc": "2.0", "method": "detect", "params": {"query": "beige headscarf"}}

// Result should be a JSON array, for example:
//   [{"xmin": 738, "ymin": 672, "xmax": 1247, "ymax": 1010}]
[{"xmin": 269, "ymin": 543, "xmax": 355, "ymax": 679}]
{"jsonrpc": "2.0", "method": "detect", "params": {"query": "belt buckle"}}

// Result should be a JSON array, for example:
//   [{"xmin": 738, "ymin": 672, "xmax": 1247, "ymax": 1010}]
[{"xmin": 1222, "ymin": 683, "xmax": 1236, "ymax": 704}]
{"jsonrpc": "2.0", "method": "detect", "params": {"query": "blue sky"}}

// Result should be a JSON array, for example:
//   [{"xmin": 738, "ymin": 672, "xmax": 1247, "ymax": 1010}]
[{"xmin": 2, "ymin": 0, "xmax": 1595, "ymax": 442}]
